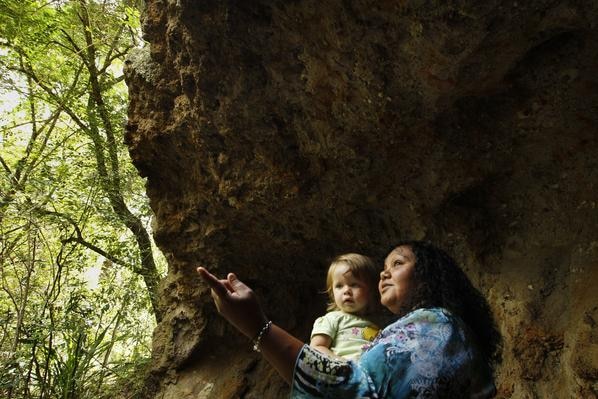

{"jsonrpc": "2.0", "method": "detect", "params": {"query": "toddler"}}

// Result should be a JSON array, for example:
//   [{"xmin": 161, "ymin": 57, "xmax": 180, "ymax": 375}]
[{"xmin": 310, "ymin": 253, "xmax": 380, "ymax": 361}]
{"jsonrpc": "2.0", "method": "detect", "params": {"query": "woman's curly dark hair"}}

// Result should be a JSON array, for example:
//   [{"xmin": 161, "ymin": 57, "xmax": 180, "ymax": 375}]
[{"xmin": 390, "ymin": 240, "xmax": 501, "ymax": 369}]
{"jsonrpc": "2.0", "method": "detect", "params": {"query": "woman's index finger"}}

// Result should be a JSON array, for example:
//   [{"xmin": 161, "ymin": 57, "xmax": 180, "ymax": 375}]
[{"xmin": 197, "ymin": 267, "xmax": 229, "ymax": 298}]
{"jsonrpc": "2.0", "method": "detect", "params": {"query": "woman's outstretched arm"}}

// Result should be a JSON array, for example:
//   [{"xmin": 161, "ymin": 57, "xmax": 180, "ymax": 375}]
[{"xmin": 196, "ymin": 267, "xmax": 304, "ymax": 384}]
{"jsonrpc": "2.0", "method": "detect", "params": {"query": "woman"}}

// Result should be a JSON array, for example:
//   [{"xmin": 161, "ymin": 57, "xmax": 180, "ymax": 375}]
[{"xmin": 197, "ymin": 240, "xmax": 500, "ymax": 398}]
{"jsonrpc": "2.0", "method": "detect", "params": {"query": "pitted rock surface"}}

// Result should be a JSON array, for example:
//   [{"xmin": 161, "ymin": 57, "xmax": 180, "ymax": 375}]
[{"xmin": 125, "ymin": 1, "xmax": 598, "ymax": 397}]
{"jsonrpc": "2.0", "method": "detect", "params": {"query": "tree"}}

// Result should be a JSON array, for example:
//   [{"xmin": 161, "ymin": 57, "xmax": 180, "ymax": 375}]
[
  {"xmin": 0, "ymin": 0, "xmax": 162, "ymax": 397},
  {"xmin": 0, "ymin": 0, "xmax": 162, "ymax": 320}
]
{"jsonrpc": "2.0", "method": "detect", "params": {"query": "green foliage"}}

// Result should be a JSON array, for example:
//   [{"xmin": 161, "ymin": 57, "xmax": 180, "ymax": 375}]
[{"xmin": 0, "ymin": 1, "xmax": 163, "ymax": 398}]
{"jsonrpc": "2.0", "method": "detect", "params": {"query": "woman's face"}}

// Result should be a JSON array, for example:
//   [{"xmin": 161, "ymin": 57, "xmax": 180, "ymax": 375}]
[{"xmin": 379, "ymin": 245, "xmax": 416, "ymax": 314}]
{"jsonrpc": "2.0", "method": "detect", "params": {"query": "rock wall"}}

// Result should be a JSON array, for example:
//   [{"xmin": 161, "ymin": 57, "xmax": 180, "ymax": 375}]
[{"xmin": 124, "ymin": 1, "xmax": 598, "ymax": 397}]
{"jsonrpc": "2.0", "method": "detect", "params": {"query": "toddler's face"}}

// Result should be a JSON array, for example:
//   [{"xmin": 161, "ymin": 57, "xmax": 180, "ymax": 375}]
[{"xmin": 331, "ymin": 263, "xmax": 370, "ymax": 315}]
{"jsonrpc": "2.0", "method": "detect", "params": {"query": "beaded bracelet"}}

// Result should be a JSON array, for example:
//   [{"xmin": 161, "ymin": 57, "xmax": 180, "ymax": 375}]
[{"xmin": 252, "ymin": 320, "xmax": 272, "ymax": 352}]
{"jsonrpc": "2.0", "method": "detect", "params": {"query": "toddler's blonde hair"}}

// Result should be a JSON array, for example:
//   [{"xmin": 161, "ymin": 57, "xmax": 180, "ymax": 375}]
[{"xmin": 325, "ymin": 253, "xmax": 379, "ymax": 313}]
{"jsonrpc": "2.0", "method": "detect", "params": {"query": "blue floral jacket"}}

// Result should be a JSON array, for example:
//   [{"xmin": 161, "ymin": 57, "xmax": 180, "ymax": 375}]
[{"xmin": 292, "ymin": 308, "xmax": 496, "ymax": 398}]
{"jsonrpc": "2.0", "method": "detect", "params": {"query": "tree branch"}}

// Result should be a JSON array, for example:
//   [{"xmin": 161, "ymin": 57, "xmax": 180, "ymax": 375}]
[
  {"xmin": 62, "ymin": 236, "xmax": 133, "ymax": 270},
  {"xmin": 0, "ymin": 155, "xmax": 18, "ymax": 185},
  {"xmin": 38, "ymin": 208, "xmax": 136, "ymax": 271}
]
